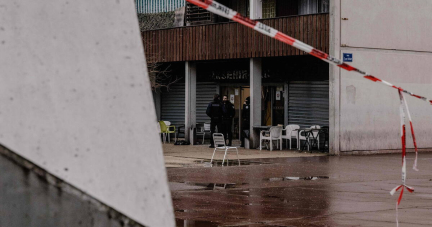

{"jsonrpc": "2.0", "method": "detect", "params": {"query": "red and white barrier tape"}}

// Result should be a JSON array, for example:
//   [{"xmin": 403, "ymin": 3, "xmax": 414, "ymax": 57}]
[
  {"xmin": 186, "ymin": 0, "xmax": 432, "ymax": 105},
  {"xmin": 389, "ymin": 90, "xmax": 415, "ymax": 226},
  {"xmin": 401, "ymin": 94, "xmax": 419, "ymax": 171}
]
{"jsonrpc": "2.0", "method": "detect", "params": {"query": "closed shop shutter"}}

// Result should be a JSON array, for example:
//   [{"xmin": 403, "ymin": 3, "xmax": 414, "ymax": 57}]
[
  {"xmin": 161, "ymin": 83, "xmax": 185, "ymax": 126},
  {"xmin": 288, "ymin": 81, "xmax": 329, "ymax": 128},
  {"xmin": 196, "ymin": 82, "xmax": 217, "ymax": 124},
  {"xmin": 161, "ymin": 82, "xmax": 216, "ymax": 126}
]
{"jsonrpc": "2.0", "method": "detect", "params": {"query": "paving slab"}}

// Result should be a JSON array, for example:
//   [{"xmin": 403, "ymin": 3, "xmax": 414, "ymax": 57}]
[{"xmin": 163, "ymin": 143, "xmax": 326, "ymax": 168}]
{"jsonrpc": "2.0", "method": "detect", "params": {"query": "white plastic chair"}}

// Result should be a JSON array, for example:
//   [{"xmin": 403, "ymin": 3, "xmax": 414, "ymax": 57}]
[
  {"xmin": 196, "ymin": 123, "xmax": 211, "ymax": 144},
  {"xmin": 259, "ymin": 126, "xmax": 282, "ymax": 151},
  {"xmin": 210, "ymin": 133, "xmax": 240, "ymax": 167},
  {"xmin": 201, "ymin": 123, "xmax": 211, "ymax": 144},
  {"xmin": 157, "ymin": 121, "xmax": 165, "ymax": 143},
  {"xmin": 298, "ymin": 125, "xmax": 320, "ymax": 151},
  {"xmin": 281, "ymin": 125, "xmax": 300, "ymax": 149}
]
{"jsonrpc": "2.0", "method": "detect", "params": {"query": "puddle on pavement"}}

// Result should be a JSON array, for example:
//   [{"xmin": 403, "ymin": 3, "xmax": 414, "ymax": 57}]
[
  {"xmin": 175, "ymin": 219, "xmax": 218, "ymax": 227},
  {"xmin": 267, "ymin": 176, "xmax": 329, "ymax": 181},
  {"xmin": 194, "ymin": 159, "xmax": 271, "ymax": 167},
  {"xmin": 178, "ymin": 176, "xmax": 328, "ymax": 191},
  {"xmin": 183, "ymin": 181, "xmax": 246, "ymax": 190}
]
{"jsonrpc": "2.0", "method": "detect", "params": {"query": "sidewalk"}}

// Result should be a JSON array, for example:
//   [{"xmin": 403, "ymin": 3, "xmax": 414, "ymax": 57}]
[{"xmin": 162, "ymin": 143, "xmax": 327, "ymax": 168}]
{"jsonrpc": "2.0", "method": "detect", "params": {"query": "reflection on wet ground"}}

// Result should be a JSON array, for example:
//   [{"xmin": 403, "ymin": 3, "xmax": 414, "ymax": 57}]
[
  {"xmin": 169, "ymin": 154, "xmax": 432, "ymax": 227},
  {"xmin": 194, "ymin": 159, "xmax": 272, "ymax": 167}
]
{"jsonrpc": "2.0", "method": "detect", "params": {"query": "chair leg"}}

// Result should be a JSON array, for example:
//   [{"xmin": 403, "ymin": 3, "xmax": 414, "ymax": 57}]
[
  {"xmin": 168, "ymin": 133, "xmax": 170, "ymax": 143},
  {"xmin": 235, "ymin": 148, "xmax": 240, "ymax": 166},
  {"xmin": 270, "ymin": 140, "xmax": 273, "ymax": 151},
  {"xmin": 297, "ymin": 138, "xmax": 300, "ymax": 150},
  {"xmin": 289, "ymin": 138, "xmax": 291, "ymax": 149},
  {"xmin": 174, "ymin": 133, "xmax": 177, "ymax": 143},
  {"xmin": 210, "ymin": 148, "xmax": 217, "ymax": 166},
  {"xmin": 280, "ymin": 139, "xmax": 282, "ymax": 150},
  {"xmin": 260, "ymin": 138, "xmax": 262, "ymax": 150},
  {"xmin": 222, "ymin": 148, "xmax": 228, "ymax": 166},
  {"xmin": 317, "ymin": 137, "xmax": 320, "ymax": 150},
  {"xmin": 202, "ymin": 133, "xmax": 205, "ymax": 144}
]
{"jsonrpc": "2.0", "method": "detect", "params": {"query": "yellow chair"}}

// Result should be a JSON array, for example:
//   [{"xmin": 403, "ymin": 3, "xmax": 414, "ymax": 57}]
[{"xmin": 159, "ymin": 121, "xmax": 176, "ymax": 143}]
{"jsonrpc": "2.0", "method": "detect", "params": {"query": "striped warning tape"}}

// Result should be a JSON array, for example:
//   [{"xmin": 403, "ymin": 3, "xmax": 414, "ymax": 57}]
[
  {"xmin": 390, "ymin": 90, "xmax": 415, "ymax": 226},
  {"xmin": 402, "ymin": 94, "xmax": 419, "ymax": 172},
  {"xmin": 186, "ymin": 0, "xmax": 432, "ymax": 105}
]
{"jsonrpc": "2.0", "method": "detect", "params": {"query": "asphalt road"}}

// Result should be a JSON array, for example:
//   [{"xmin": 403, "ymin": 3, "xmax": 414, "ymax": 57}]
[{"xmin": 168, "ymin": 153, "xmax": 432, "ymax": 227}]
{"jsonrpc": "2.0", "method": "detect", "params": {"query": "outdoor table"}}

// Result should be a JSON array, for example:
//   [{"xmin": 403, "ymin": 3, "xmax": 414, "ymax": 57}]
[
  {"xmin": 294, "ymin": 128, "xmax": 328, "ymax": 152},
  {"xmin": 293, "ymin": 128, "xmax": 318, "ymax": 151}
]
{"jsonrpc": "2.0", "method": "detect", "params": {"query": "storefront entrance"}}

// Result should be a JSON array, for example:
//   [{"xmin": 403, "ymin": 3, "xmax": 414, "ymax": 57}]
[{"xmin": 220, "ymin": 86, "xmax": 250, "ymax": 140}]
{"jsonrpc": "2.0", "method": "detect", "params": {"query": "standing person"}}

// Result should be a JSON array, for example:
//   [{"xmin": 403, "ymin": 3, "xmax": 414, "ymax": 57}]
[
  {"xmin": 240, "ymin": 97, "xmax": 250, "ymax": 148},
  {"xmin": 206, "ymin": 94, "xmax": 223, "ymax": 148},
  {"xmin": 221, "ymin": 95, "xmax": 235, "ymax": 146}
]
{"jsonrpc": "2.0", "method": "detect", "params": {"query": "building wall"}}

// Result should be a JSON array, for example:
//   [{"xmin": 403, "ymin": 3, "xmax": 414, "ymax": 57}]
[
  {"xmin": 332, "ymin": 0, "xmax": 432, "ymax": 151},
  {"xmin": 0, "ymin": 0, "xmax": 174, "ymax": 226}
]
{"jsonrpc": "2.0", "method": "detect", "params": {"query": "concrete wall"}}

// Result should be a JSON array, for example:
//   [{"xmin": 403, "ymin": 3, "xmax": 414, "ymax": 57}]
[
  {"xmin": 0, "ymin": 149, "xmax": 124, "ymax": 227},
  {"xmin": 331, "ymin": 0, "xmax": 432, "ymax": 151},
  {"xmin": 0, "ymin": 0, "xmax": 174, "ymax": 226}
]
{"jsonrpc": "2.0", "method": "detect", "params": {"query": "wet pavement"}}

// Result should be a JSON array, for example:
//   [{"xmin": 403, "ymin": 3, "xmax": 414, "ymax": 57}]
[{"xmin": 168, "ymin": 153, "xmax": 432, "ymax": 226}]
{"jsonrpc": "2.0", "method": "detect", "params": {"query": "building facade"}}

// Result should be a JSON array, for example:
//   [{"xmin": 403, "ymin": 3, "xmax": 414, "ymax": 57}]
[{"xmin": 141, "ymin": 0, "xmax": 432, "ymax": 154}]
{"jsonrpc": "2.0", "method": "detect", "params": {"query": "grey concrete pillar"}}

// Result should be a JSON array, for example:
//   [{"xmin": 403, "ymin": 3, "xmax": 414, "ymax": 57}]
[
  {"xmin": 250, "ymin": 0, "xmax": 262, "ymax": 19},
  {"xmin": 284, "ymin": 83, "xmax": 289, "ymax": 126},
  {"xmin": 329, "ymin": 0, "xmax": 341, "ymax": 155},
  {"xmin": 0, "ymin": 0, "xmax": 175, "ymax": 225},
  {"xmin": 185, "ymin": 61, "xmax": 197, "ymax": 142},
  {"xmin": 249, "ymin": 58, "xmax": 262, "ymax": 148}
]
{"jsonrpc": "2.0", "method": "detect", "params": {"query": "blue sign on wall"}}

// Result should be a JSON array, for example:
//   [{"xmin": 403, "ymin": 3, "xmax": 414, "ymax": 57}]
[{"xmin": 343, "ymin": 53, "xmax": 353, "ymax": 62}]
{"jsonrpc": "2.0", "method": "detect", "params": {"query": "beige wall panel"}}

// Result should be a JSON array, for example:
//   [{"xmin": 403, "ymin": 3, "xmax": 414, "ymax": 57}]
[
  {"xmin": 341, "ymin": 0, "xmax": 432, "ymax": 52},
  {"xmin": 0, "ymin": 0, "xmax": 174, "ymax": 226},
  {"xmin": 340, "ymin": 48, "xmax": 432, "ymax": 151}
]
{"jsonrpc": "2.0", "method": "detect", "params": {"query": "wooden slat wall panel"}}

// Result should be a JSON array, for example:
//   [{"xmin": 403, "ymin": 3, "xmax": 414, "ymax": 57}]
[{"xmin": 142, "ymin": 14, "xmax": 329, "ymax": 63}]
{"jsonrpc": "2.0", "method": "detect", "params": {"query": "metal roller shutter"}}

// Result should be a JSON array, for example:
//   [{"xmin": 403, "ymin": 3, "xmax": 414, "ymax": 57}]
[
  {"xmin": 288, "ymin": 81, "xmax": 329, "ymax": 128},
  {"xmin": 196, "ymin": 82, "xmax": 217, "ymax": 124},
  {"xmin": 161, "ymin": 83, "xmax": 185, "ymax": 126}
]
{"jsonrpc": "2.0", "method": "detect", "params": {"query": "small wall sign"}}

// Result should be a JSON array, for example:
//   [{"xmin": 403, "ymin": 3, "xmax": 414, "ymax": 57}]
[
  {"xmin": 276, "ymin": 91, "xmax": 281, "ymax": 100},
  {"xmin": 343, "ymin": 53, "xmax": 353, "ymax": 62}
]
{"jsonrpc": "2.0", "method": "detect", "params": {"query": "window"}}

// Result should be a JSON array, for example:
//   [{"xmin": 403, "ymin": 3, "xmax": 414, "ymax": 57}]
[
  {"xmin": 298, "ymin": 0, "xmax": 329, "ymax": 15},
  {"xmin": 262, "ymin": 0, "xmax": 277, "ymax": 19}
]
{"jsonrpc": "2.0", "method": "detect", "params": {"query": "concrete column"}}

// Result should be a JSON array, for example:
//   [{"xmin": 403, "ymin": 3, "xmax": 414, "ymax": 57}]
[
  {"xmin": 249, "ymin": 0, "xmax": 262, "ymax": 19},
  {"xmin": 0, "ymin": 0, "xmax": 175, "ymax": 225},
  {"xmin": 185, "ymin": 61, "xmax": 197, "ymax": 142},
  {"xmin": 329, "ymin": 0, "xmax": 341, "ymax": 155},
  {"xmin": 284, "ymin": 83, "xmax": 289, "ymax": 126},
  {"xmin": 249, "ymin": 58, "xmax": 262, "ymax": 148}
]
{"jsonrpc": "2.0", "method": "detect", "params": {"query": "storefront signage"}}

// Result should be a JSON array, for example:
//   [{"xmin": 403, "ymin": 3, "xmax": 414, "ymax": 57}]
[
  {"xmin": 230, "ymin": 94, "xmax": 235, "ymax": 103},
  {"xmin": 276, "ymin": 91, "xmax": 281, "ymax": 100}
]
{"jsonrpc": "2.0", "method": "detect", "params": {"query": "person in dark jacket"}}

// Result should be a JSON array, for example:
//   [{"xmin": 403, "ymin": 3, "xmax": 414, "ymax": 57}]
[
  {"xmin": 206, "ymin": 94, "xmax": 223, "ymax": 148},
  {"xmin": 221, "ymin": 95, "xmax": 235, "ymax": 146},
  {"xmin": 240, "ymin": 96, "xmax": 250, "ymax": 147}
]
